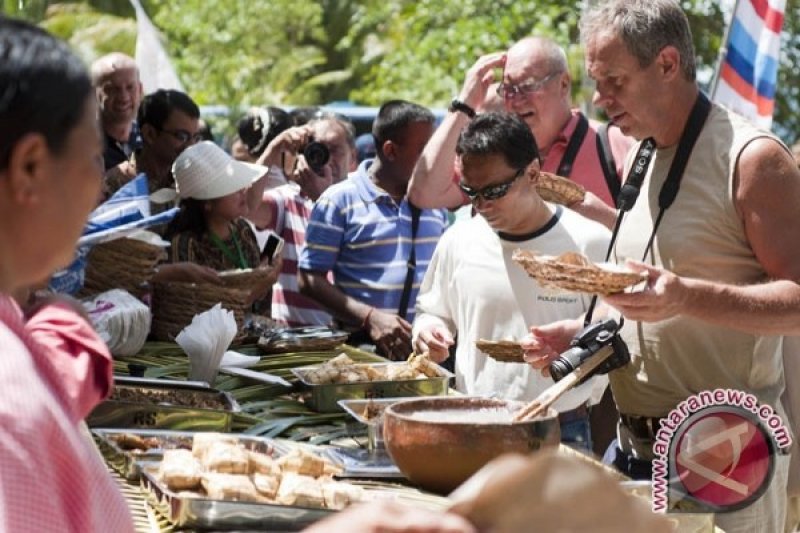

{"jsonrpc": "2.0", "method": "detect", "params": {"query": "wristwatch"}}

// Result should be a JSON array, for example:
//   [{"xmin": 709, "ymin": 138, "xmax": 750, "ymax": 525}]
[{"xmin": 448, "ymin": 98, "xmax": 476, "ymax": 119}]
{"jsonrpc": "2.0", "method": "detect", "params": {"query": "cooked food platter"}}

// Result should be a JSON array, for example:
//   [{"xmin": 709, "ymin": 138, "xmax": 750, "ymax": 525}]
[
  {"xmin": 88, "ymin": 376, "xmax": 240, "ymax": 431},
  {"xmin": 141, "ymin": 433, "xmax": 363, "ymax": 531},
  {"xmin": 292, "ymin": 353, "xmax": 453, "ymax": 413}
]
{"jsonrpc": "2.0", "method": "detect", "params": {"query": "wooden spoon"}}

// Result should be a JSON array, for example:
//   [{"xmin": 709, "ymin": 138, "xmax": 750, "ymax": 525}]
[{"xmin": 513, "ymin": 344, "xmax": 615, "ymax": 422}]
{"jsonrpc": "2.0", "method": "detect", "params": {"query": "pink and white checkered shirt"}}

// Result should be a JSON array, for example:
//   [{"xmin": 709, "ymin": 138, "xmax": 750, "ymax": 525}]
[{"xmin": 0, "ymin": 295, "xmax": 134, "ymax": 532}]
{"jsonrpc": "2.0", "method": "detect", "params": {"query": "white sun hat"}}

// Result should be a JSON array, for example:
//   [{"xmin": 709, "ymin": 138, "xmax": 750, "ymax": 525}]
[{"xmin": 173, "ymin": 140, "xmax": 268, "ymax": 200}]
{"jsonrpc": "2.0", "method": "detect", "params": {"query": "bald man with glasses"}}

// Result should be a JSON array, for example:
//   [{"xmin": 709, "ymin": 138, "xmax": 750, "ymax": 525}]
[
  {"xmin": 409, "ymin": 36, "xmax": 632, "ymax": 229},
  {"xmin": 412, "ymin": 112, "xmax": 611, "ymax": 452}
]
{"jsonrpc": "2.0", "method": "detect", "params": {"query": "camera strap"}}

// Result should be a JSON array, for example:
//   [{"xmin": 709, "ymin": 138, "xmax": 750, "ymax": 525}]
[
  {"xmin": 583, "ymin": 91, "xmax": 712, "ymax": 326},
  {"xmin": 397, "ymin": 203, "xmax": 421, "ymax": 321}
]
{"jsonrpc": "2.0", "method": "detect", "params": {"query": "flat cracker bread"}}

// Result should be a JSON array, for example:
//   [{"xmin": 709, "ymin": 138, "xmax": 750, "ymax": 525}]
[
  {"xmin": 536, "ymin": 172, "xmax": 586, "ymax": 205},
  {"xmin": 512, "ymin": 250, "xmax": 647, "ymax": 296},
  {"xmin": 475, "ymin": 340, "xmax": 525, "ymax": 363}
]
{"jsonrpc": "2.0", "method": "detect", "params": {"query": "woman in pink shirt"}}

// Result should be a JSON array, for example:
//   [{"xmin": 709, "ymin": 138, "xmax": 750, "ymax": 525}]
[{"xmin": 0, "ymin": 19, "xmax": 133, "ymax": 532}]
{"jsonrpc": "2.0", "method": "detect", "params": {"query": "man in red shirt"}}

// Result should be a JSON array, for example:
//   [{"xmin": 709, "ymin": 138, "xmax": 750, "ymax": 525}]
[{"xmin": 409, "ymin": 36, "xmax": 632, "ymax": 229}]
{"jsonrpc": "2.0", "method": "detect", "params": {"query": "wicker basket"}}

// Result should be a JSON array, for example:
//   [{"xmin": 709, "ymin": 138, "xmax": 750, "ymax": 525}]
[
  {"xmin": 512, "ymin": 250, "xmax": 647, "ymax": 296},
  {"xmin": 475, "ymin": 339, "xmax": 525, "ymax": 363},
  {"xmin": 150, "ymin": 280, "xmax": 251, "ymax": 342},
  {"xmin": 535, "ymin": 172, "xmax": 586, "ymax": 206},
  {"xmin": 218, "ymin": 267, "xmax": 276, "ymax": 290},
  {"xmin": 79, "ymin": 238, "xmax": 167, "ymax": 298}
]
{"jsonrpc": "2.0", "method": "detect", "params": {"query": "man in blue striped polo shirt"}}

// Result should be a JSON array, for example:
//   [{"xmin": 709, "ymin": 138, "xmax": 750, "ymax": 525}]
[{"xmin": 298, "ymin": 100, "xmax": 448, "ymax": 361}]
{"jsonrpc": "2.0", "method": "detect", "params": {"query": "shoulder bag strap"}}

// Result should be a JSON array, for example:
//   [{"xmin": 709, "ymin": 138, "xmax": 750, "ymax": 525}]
[
  {"xmin": 556, "ymin": 113, "xmax": 590, "ymax": 178},
  {"xmin": 397, "ymin": 204, "xmax": 421, "ymax": 321}
]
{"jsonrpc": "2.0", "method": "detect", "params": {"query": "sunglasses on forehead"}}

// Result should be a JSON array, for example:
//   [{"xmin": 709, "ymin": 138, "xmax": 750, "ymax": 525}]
[{"xmin": 459, "ymin": 167, "xmax": 526, "ymax": 202}]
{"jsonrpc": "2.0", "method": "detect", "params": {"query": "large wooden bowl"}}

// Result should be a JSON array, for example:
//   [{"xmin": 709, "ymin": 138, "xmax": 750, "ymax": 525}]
[{"xmin": 383, "ymin": 397, "xmax": 560, "ymax": 494}]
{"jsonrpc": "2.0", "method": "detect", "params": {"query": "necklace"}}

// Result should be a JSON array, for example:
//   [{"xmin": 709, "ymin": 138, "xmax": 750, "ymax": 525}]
[{"xmin": 209, "ymin": 226, "xmax": 249, "ymax": 269}]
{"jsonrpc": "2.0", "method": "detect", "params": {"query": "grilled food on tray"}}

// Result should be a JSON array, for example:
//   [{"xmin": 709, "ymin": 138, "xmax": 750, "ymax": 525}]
[
  {"xmin": 512, "ymin": 250, "xmax": 647, "ymax": 295},
  {"xmin": 157, "ymin": 433, "xmax": 361, "ymax": 510},
  {"xmin": 303, "ymin": 352, "xmax": 442, "ymax": 385}
]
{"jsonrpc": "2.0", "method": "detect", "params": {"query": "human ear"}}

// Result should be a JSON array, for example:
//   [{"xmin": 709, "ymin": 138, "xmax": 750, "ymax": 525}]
[
  {"xmin": 382, "ymin": 140, "xmax": 397, "ymax": 162},
  {"xmin": 657, "ymin": 46, "xmax": 681, "ymax": 80},
  {"xmin": 141, "ymin": 123, "xmax": 158, "ymax": 144},
  {"xmin": 5, "ymin": 133, "xmax": 50, "ymax": 205}
]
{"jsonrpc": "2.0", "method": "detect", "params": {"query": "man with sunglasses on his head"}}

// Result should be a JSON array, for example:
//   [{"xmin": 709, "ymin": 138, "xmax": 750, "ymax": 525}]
[
  {"xmin": 409, "ymin": 36, "xmax": 631, "ymax": 229},
  {"xmin": 412, "ymin": 112, "xmax": 610, "ymax": 451}
]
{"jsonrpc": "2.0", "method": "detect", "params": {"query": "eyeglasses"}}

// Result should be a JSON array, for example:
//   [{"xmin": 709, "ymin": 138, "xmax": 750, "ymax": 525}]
[
  {"xmin": 459, "ymin": 168, "xmax": 526, "ymax": 202},
  {"xmin": 158, "ymin": 127, "xmax": 203, "ymax": 144},
  {"xmin": 496, "ymin": 72, "xmax": 560, "ymax": 98}
]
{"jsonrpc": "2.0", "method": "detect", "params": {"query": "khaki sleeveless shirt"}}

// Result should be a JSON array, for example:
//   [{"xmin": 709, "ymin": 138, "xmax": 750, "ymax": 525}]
[{"xmin": 610, "ymin": 103, "xmax": 784, "ymax": 417}]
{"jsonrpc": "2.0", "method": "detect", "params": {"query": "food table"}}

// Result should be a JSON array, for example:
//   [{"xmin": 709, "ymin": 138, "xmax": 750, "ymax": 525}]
[{"xmin": 95, "ymin": 341, "xmax": 452, "ymax": 532}]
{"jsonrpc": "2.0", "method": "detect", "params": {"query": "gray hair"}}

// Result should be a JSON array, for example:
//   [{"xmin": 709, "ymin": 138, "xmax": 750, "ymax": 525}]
[{"xmin": 580, "ymin": 0, "xmax": 696, "ymax": 81}]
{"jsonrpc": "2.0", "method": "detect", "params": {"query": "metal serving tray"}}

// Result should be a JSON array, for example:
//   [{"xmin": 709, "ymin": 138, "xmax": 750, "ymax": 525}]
[
  {"xmin": 292, "ymin": 363, "xmax": 453, "ymax": 413},
  {"xmin": 93, "ymin": 429, "xmax": 282, "ymax": 482},
  {"xmin": 140, "ymin": 456, "xmax": 333, "ymax": 530},
  {"xmin": 88, "ymin": 378, "xmax": 240, "ymax": 431}
]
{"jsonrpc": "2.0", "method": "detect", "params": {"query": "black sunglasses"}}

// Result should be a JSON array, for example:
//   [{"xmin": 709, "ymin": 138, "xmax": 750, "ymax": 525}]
[{"xmin": 459, "ymin": 168, "xmax": 526, "ymax": 201}]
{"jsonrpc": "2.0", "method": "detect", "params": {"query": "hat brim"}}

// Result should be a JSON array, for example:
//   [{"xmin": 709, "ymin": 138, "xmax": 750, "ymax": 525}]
[{"xmin": 180, "ymin": 160, "xmax": 268, "ymax": 200}]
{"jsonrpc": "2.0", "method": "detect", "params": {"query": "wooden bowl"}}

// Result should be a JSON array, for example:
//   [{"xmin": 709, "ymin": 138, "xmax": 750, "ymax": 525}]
[{"xmin": 383, "ymin": 397, "xmax": 560, "ymax": 494}]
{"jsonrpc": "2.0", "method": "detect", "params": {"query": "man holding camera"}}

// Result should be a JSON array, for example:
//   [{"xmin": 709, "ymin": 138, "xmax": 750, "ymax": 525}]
[
  {"xmin": 524, "ymin": 1, "xmax": 800, "ymax": 530},
  {"xmin": 412, "ymin": 112, "xmax": 610, "ymax": 450},
  {"xmin": 298, "ymin": 100, "xmax": 448, "ymax": 361},
  {"xmin": 249, "ymin": 116, "xmax": 353, "ymax": 328}
]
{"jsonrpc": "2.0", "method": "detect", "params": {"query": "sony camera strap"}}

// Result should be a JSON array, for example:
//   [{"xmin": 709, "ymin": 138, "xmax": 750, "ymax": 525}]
[{"xmin": 583, "ymin": 91, "xmax": 712, "ymax": 326}]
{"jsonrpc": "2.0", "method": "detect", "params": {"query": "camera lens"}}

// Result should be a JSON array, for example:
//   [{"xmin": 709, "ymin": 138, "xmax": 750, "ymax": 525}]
[
  {"xmin": 548, "ymin": 346, "xmax": 585, "ymax": 382},
  {"xmin": 303, "ymin": 141, "xmax": 330, "ymax": 171}
]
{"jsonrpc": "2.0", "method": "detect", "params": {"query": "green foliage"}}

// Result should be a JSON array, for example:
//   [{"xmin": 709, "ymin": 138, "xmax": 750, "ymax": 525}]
[{"xmin": 6, "ymin": 0, "xmax": 800, "ymax": 142}]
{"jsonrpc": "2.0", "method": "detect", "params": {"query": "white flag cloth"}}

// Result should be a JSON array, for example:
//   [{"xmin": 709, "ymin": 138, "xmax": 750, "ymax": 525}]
[{"xmin": 130, "ymin": 0, "xmax": 184, "ymax": 94}]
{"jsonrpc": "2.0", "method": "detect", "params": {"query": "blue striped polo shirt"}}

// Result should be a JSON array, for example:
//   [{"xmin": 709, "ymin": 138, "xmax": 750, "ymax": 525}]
[{"xmin": 299, "ymin": 159, "xmax": 448, "ymax": 322}]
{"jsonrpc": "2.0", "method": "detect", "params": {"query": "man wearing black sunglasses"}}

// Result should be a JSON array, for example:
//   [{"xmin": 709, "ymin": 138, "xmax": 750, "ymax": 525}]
[
  {"xmin": 408, "ymin": 37, "xmax": 632, "ymax": 230},
  {"xmin": 413, "ymin": 112, "xmax": 611, "ymax": 452}
]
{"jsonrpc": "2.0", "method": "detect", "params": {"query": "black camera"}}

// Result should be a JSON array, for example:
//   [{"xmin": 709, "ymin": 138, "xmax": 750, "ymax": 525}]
[
  {"xmin": 549, "ymin": 318, "xmax": 630, "ymax": 382},
  {"xmin": 301, "ymin": 139, "xmax": 330, "ymax": 173}
]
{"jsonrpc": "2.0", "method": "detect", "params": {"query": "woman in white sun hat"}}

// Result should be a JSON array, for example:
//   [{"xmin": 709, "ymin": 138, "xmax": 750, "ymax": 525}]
[{"xmin": 165, "ymin": 141, "xmax": 281, "ymax": 303}]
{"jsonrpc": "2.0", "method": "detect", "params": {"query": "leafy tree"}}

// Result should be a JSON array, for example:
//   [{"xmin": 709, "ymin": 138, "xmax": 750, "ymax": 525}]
[{"xmin": 3, "ymin": 0, "xmax": 799, "ymax": 142}]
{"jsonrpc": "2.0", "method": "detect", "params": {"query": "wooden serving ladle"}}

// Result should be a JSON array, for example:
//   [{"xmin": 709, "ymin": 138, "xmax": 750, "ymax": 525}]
[{"xmin": 512, "ymin": 344, "xmax": 615, "ymax": 423}]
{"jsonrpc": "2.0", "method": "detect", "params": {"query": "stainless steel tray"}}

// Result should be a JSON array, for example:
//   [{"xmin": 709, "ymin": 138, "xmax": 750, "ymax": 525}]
[
  {"xmin": 93, "ymin": 429, "xmax": 282, "ymax": 482},
  {"xmin": 292, "ymin": 363, "xmax": 453, "ymax": 413},
  {"xmin": 88, "ymin": 380, "xmax": 241, "ymax": 431},
  {"xmin": 141, "ymin": 459, "xmax": 333, "ymax": 530},
  {"xmin": 258, "ymin": 326, "xmax": 350, "ymax": 354}
]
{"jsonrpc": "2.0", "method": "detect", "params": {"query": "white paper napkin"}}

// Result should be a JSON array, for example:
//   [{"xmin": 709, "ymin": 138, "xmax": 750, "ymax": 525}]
[{"xmin": 176, "ymin": 303, "xmax": 237, "ymax": 385}]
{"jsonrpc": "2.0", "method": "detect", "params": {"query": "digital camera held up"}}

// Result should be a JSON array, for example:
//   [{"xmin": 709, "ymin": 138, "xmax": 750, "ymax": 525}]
[
  {"xmin": 301, "ymin": 138, "xmax": 330, "ymax": 174},
  {"xmin": 549, "ymin": 318, "xmax": 630, "ymax": 382}
]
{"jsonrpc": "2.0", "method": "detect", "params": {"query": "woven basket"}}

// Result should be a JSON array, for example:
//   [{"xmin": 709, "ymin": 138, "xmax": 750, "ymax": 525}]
[
  {"xmin": 512, "ymin": 249, "xmax": 647, "ymax": 296},
  {"xmin": 535, "ymin": 172, "xmax": 586, "ymax": 206},
  {"xmin": 150, "ymin": 280, "xmax": 250, "ymax": 342},
  {"xmin": 218, "ymin": 268, "xmax": 276, "ymax": 290},
  {"xmin": 79, "ymin": 238, "xmax": 167, "ymax": 298},
  {"xmin": 475, "ymin": 339, "xmax": 525, "ymax": 363}
]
